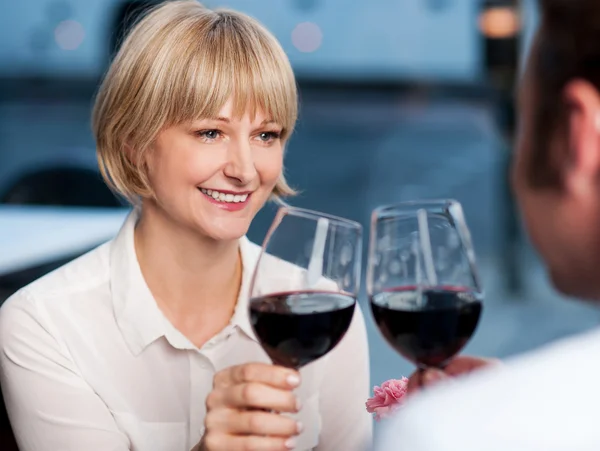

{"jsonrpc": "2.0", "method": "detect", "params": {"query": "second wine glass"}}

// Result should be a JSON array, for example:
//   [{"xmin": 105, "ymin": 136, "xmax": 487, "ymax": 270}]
[
  {"xmin": 367, "ymin": 200, "xmax": 483, "ymax": 370},
  {"xmin": 248, "ymin": 207, "xmax": 362, "ymax": 369}
]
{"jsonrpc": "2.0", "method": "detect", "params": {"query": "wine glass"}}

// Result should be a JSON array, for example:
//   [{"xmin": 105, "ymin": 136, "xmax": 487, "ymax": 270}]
[
  {"xmin": 248, "ymin": 206, "xmax": 362, "ymax": 369},
  {"xmin": 367, "ymin": 199, "xmax": 483, "ymax": 373}
]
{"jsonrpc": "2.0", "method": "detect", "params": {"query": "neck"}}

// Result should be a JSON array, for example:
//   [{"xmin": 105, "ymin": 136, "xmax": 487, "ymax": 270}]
[{"xmin": 134, "ymin": 202, "xmax": 242, "ymax": 317}]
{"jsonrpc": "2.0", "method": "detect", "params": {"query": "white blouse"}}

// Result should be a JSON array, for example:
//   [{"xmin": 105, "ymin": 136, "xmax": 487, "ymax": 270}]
[{"xmin": 0, "ymin": 211, "xmax": 371, "ymax": 451}]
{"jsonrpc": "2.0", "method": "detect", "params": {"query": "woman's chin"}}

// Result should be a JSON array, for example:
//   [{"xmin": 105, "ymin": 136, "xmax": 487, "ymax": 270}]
[{"xmin": 196, "ymin": 217, "xmax": 252, "ymax": 242}]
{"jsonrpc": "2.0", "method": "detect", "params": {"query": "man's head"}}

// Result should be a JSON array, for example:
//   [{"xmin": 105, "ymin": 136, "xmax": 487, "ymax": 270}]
[{"xmin": 513, "ymin": 0, "xmax": 600, "ymax": 299}]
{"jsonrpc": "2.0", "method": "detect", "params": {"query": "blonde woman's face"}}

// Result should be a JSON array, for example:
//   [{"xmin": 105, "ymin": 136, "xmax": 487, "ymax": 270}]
[{"xmin": 144, "ymin": 98, "xmax": 284, "ymax": 241}]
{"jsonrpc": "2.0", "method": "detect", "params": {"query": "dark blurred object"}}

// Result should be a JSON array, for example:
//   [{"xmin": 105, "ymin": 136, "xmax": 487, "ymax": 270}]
[
  {"xmin": 0, "ymin": 400, "xmax": 17, "ymax": 451},
  {"xmin": 479, "ymin": 0, "xmax": 522, "ymax": 295},
  {"xmin": 425, "ymin": 0, "xmax": 452, "ymax": 12},
  {"xmin": 0, "ymin": 430, "xmax": 17, "ymax": 450},
  {"xmin": 45, "ymin": 0, "xmax": 73, "ymax": 22},
  {"xmin": 1, "ymin": 166, "xmax": 122, "ymax": 207},
  {"xmin": 292, "ymin": 0, "xmax": 320, "ymax": 12},
  {"xmin": 480, "ymin": 0, "xmax": 521, "ymax": 86},
  {"xmin": 110, "ymin": 0, "xmax": 162, "ymax": 57}
]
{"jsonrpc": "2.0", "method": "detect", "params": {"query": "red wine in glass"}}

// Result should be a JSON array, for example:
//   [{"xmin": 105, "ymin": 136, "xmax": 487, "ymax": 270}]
[
  {"xmin": 250, "ymin": 290, "xmax": 356, "ymax": 369},
  {"xmin": 367, "ymin": 200, "xmax": 483, "ymax": 371},
  {"xmin": 248, "ymin": 207, "xmax": 362, "ymax": 371},
  {"xmin": 370, "ymin": 286, "xmax": 482, "ymax": 368}
]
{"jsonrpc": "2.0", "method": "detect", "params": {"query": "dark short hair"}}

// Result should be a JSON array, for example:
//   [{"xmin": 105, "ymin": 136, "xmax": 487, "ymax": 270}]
[{"xmin": 528, "ymin": 0, "xmax": 600, "ymax": 187}]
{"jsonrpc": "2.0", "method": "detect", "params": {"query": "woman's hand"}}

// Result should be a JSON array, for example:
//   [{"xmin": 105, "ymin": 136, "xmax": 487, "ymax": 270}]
[
  {"xmin": 199, "ymin": 363, "xmax": 303, "ymax": 451},
  {"xmin": 407, "ymin": 356, "xmax": 501, "ymax": 394}
]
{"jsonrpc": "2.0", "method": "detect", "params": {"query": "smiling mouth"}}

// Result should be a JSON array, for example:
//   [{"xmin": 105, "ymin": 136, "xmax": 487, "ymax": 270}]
[{"xmin": 199, "ymin": 188, "xmax": 250, "ymax": 203}]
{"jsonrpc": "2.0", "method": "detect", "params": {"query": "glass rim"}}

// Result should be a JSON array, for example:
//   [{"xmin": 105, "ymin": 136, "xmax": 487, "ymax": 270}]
[
  {"xmin": 367, "ymin": 198, "xmax": 482, "ymax": 293},
  {"xmin": 277, "ymin": 206, "xmax": 362, "ymax": 230},
  {"xmin": 372, "ymin": 199, "xmax": 460, "ymax": 219}
]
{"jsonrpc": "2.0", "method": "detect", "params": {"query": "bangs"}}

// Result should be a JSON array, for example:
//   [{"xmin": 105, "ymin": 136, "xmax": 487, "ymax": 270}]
[{"xmin": 166, "ymin": 10, "xmax": 297, "ymax": 138}]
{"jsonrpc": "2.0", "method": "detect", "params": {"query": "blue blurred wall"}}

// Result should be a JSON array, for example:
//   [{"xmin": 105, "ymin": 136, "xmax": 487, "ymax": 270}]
[{"xmin": 0, "ymin": 0, "xmax": 539, "ymax": 81}]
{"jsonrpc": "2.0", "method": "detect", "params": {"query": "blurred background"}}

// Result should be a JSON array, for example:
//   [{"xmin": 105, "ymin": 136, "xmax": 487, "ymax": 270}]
[{"xmin": 1, "ymin": 0, "xmax": 599, "ymax": 446}]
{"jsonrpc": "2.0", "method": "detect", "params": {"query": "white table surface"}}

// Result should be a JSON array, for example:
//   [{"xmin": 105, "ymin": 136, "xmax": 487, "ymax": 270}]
[{"xmin": 0, "ymin": 205, "xmax": 130, "ymax": 276}]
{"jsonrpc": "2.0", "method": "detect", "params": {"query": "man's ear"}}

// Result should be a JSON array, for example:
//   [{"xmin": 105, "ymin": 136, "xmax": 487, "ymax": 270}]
[{"xmin": 562, "ymin": 79, "xmax": 600, "ymax": 197}]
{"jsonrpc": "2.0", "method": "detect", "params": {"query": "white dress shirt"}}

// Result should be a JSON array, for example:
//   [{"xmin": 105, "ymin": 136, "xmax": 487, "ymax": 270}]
[
  {"xmin": 376, "ymin": 327, "xmax": 600, "ymax": 451},
  {"xmin": 0, "ymin": 211, "xmax": 371, "ymax": 451}
]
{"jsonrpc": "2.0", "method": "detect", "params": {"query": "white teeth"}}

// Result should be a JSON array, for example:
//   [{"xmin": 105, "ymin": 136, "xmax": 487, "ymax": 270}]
[{"xmin": 200, "ymin": 188, "xmax": 249, "ymax": 203}]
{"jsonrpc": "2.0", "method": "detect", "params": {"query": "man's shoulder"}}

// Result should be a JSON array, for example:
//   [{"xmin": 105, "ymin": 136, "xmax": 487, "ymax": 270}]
[{"xmin": 378, "ymin": 328, "xmax": 600, "ymax": 451}]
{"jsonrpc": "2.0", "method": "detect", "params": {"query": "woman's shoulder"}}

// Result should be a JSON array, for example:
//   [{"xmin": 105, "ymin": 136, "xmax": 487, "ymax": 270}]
[{"xmin": 0, "ymin": 242, "xmax": 113, "ymax": 334}]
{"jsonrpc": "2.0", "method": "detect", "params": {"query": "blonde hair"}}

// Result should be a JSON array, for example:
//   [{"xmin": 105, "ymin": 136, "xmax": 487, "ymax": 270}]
[{"xmin": 93, "ymin": 0, "xmax": 298, "ymax": 204}]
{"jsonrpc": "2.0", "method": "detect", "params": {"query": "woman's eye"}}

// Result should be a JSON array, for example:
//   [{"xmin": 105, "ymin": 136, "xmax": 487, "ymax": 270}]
[
  {"xmin": 258, "ymin": 131, "xmax": 282, "ymax": 142},
  {"xmin": 197, "ymin": 129, "xmax": 221, "ymax": 140}
]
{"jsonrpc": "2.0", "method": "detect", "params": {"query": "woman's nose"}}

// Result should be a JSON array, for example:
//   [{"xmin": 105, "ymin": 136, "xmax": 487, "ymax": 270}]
[{"xmin": 223, "ymin": 141, "xmax": 258, "ymax": 185}]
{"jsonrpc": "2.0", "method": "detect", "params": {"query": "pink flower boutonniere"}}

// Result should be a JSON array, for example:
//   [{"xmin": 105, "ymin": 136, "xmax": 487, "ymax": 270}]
[{"xmin": 365, "ymin": 377, "xmax": 409, "ymax": 421}]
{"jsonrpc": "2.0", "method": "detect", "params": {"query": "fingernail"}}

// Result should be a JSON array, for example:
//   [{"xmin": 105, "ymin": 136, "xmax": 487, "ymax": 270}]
[
  {"xmin": 295, "ymin": 397, "xmax": 302, "ymax": 411},
  {"xmin": 287, "ymin": 373, "xmax": 300, "ymax": 387},
  {"xmin": 285, "ymin": 438, "xmax": 297, "ymax": 449},
  {"xmin": 296, "ymin": 421, "xmax": 304, "ymax": 433}
]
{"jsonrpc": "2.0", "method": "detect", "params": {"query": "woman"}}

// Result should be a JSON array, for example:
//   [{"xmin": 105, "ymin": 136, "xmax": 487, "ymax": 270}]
[{"xmin": 0, "ymin": 2, "xmax": 371, "ymax": 450}]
